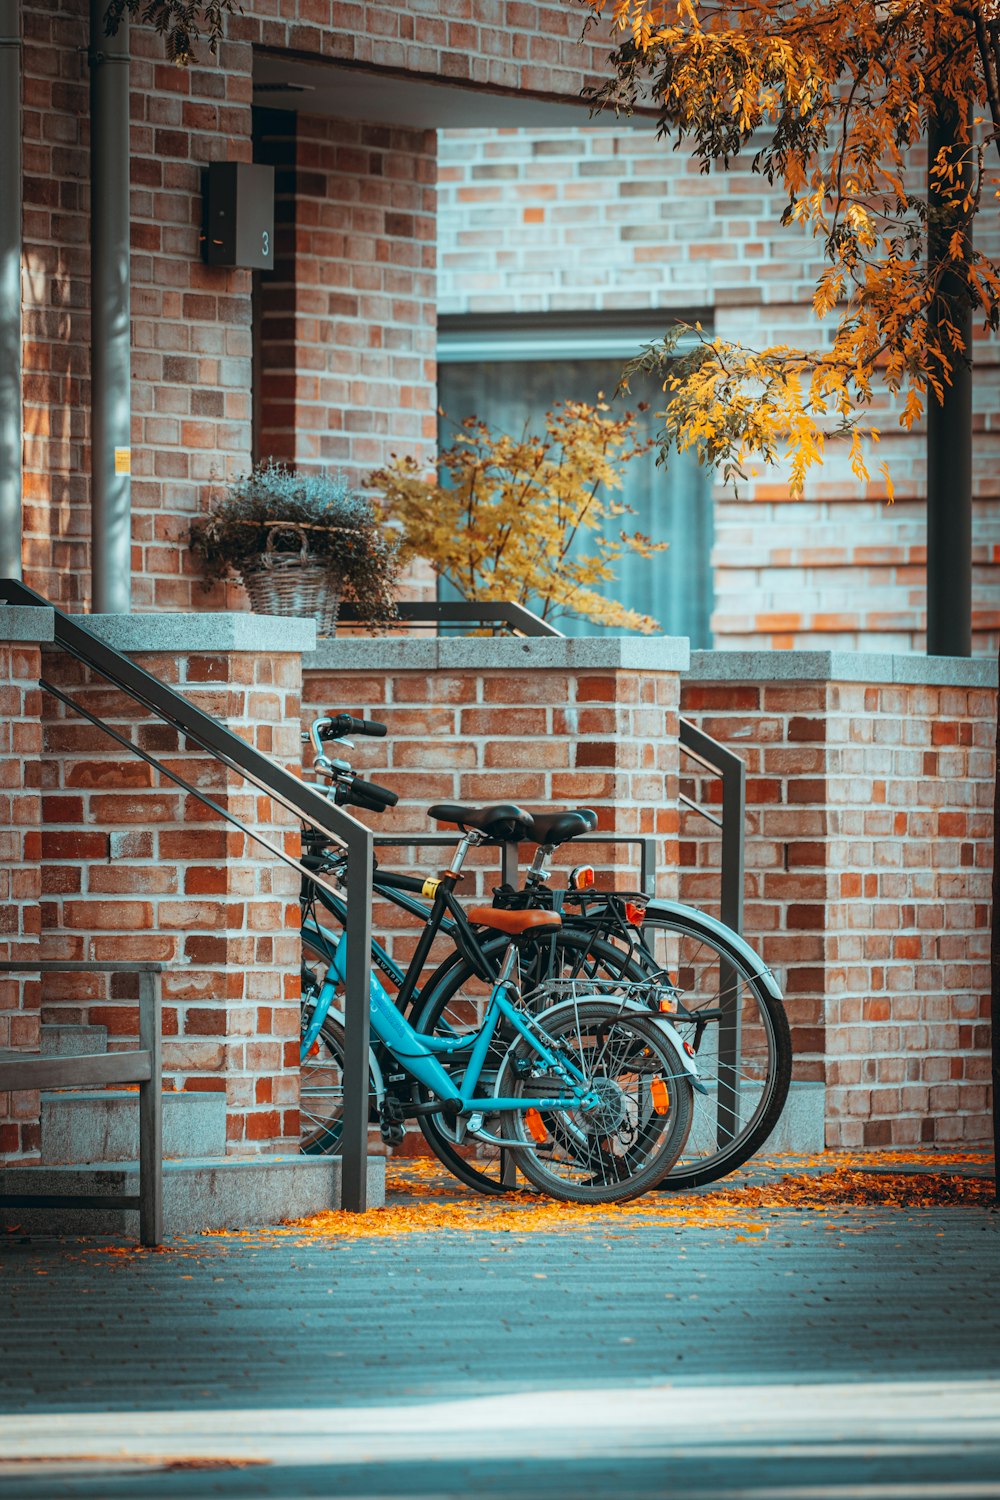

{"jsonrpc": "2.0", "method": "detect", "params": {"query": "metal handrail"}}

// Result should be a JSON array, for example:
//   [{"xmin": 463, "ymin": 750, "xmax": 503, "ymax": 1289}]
[
  {"xmin": 0, "ymin": 961, "xmax": 163, "ymax": 1246},
  {"xmin": 678, "ymin": 718, "xmax": 746, "ymax": 936},
  {"xmin": 371, "ymin": 832, "xmax": 657, "ymax": 895},
  {"xmin": 0, "ymin": 578, "xmax": 376, "ymax": 1212},
  {"xmin": 338, "ymin": 599, "xmax": 562, "ymax": 636}
]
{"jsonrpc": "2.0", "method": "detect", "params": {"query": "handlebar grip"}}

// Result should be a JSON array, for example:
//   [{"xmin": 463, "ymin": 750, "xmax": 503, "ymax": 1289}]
[
  {"xmin": 350, "ymin": 776, "xmax": 398, "ymax": 809},
  {"xmin": 321, "ymin": 713, "xmax": 387, "ymax": 740}
]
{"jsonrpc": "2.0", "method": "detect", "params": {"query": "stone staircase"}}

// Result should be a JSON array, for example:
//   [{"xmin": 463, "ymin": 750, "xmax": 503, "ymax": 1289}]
[{"xmin": 1, "ymin": 1023, "xmax": 383, "ymax": 1236}]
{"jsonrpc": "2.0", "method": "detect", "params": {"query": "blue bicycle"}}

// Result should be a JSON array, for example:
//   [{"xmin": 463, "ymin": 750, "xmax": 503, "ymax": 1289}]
[{"xmin": 298, "ymin": 723, "xmax": 697, "ymax": 1204}]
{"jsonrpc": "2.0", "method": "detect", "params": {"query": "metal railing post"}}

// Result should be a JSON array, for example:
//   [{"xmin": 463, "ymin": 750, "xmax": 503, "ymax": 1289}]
[
  {"xmin": 137, "ymin": 968, "xmax": 163, "ymax": 1247},
  {"xmin": 88, "ymin": 0, "xmax": 132, "ymax": 612},
  {"xmin": 0, "ymin": 0, "xmax": 21, "ymax": 581},
  {"xmin": 340, "ymin": 829, "xmax": 374, "ymax": 1212}
]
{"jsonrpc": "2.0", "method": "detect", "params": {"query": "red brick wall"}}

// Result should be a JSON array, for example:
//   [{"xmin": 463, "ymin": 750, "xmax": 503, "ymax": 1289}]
[
  {"xmin": 438, "ymin": 128, "xmax": 1000, "ymax": 654},
  {"xmin": 679, "ymin": 658, "xmax": 996, "ymax": 1148},
  {"xmin": 18, "ymin": 1, "xmax": 618, "ymax": 615},
  {"xmin": 21, "ymin": 5, "xmax": 254, "ymax": 614},
  {"xmin": 0, "ymin": 634, "xmax": 45, "ymax": 1161},
  {"xmin": 301, "ymin": 643, "xmax": 685, "ymax": 966},
  {"xmin": 38, "ymin": 643, "xmax": 303, "ymax": 1153},
  {"xmin": 255, "ymin": 113, "xmax": 438, "ymax": 479}
]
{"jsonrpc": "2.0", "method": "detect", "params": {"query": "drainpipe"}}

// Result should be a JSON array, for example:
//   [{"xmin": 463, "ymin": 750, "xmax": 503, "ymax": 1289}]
[
  {"xmin": 88, "ymin": 0, "xmax": 131, "ymax": 612},
  {"xmin": 925, "ymin": 97, "xmax": 973, "ymax": 657},
  {"xmin": 0, "ymin": 0, "xmax": 21, "ymax": 580}
]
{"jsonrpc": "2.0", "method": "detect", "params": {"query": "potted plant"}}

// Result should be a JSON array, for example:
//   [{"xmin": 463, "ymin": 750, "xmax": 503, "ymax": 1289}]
[{"xmin": 190, "ymin": 462, "xmax": 399, "ymax": 634}]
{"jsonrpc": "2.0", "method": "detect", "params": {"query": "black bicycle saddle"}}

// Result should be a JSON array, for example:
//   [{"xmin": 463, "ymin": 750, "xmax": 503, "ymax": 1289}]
[
  {"xmin": 526, "ymin": 808, "xmax": 598, "ymax": 847},
  {"xmin": 427, "ymin": 802, "xmax": 535, "ymax": 841}
]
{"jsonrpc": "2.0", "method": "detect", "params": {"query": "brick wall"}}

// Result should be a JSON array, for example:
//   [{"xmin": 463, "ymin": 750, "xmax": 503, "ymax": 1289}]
[
  {"xmin": 36, "ymin": 624, "xmax": 306, "ymax": 1153},
  {"xmin": 679, "ymin": 654, "xmax": 996, "ymax": 1148},
  {"xmin": 0, "ymin": 616, "xmax": 49, "ymax": 1162},
  {"xmin": 255, "ymin": 112, "xmax": 438, "ymax": 479},
  {"xmin": 301, "ymin": 638, "xmax": 688, "ymax": 967},
  {"xmin": 18, "ymin": 0, "xmax": 618, "ymax": 615},
  {"xmin": 438, "ymin": 128, "xmax": 1000, "ymax": 653},
  {"xmin": 21, "ymin": 5, "xmax": 254, "ymax": 614}
]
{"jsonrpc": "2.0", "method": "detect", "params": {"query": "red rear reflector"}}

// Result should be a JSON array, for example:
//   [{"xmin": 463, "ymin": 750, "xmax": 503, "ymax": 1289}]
[
  {"xmin": 624, "ymin": 900, "xmax": 646, "ymax": 926},
  {"xmin": 570, "ymin": 865, "xmax": 596, "ymax": 890},
  {"xmin": 525, "ymin": 1108, "xmax": 548, "ymax": 1143},
  {"xmin": 650, "ymin": 1078, "xmax": 670, "ymax": 1114}
]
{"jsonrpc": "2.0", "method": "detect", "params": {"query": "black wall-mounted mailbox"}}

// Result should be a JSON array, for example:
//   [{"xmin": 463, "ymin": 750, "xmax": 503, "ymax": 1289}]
[{"xmin": 203, "ymin": 162, "xmax": 275, "ymax": 269}]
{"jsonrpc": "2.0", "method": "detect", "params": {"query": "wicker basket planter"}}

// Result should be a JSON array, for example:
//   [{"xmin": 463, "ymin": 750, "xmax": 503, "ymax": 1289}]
[
  {"xmin": 240, "ymin": 526, "xmax": 341, "ymax": 635},
  {"xmin": 189, "ymin": 463, "xmax": 399, "ymax": 635}
]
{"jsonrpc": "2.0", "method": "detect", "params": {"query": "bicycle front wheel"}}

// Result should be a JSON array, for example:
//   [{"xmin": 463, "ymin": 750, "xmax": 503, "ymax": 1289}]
[
  {"xmin": 299, "ymin": 1013, "xmax": 350, "ymax": 1153},
  {"xmin": 635, "ymin": 909, "xmax": 792, "ymax": 1189},
  {"xmin": 498, "ymin": 999, "xmax": 693, "ymax": 1205},
  {"xmin": 300, "ymin": 930, "xmax": 381, "ymax": 1155}
]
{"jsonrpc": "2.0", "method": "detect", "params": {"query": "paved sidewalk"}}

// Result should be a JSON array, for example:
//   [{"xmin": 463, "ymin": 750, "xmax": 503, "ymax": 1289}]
[{"xmin": 0, "ymin": 1158, "xmax": 997, "ymax": 1499}]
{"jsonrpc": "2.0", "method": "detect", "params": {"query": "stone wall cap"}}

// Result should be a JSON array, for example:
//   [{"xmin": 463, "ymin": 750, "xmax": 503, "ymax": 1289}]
[
  {"xmin": 0, "ymin": 605, "xmax": 55, "ymax": 644},
  {"xmin": 305, "ymin": 634, "xmax": 691, "ymax": 673},
  {"xmin": 688, "ymin": 649, "xmax": 997, "ymax": 687},
  {"xmin": 80, "ymin": 612, "xmax": 317, "ymax": 654}
]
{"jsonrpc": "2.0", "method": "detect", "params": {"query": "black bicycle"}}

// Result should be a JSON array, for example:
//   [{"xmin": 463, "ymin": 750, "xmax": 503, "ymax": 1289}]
[{"xmin": 299, "ymin": 713, "xmax": 792, "ymax": 1193}]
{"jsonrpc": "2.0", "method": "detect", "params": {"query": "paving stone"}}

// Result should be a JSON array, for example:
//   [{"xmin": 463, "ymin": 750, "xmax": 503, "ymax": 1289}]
[{"xmin": 0, "ymin": 1185, "xmax": 996, "ymax": 1499}]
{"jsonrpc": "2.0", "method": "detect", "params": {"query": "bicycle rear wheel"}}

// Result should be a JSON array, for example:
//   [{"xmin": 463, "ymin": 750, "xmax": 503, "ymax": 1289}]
[
  {"xmin": 413, "ymin": 930, "xmax": 647, "ymax": 1194},
  {"xmin": 634, "ymin": 909, "xmax": 792, "ymax": 1189},
  {"xmin": 498, "ymin": 999, "xmax": 694, "ymax": 1204}
]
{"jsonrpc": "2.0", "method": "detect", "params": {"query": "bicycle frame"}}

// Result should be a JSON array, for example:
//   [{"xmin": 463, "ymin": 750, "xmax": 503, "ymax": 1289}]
[{"xmin": 315, "ymin": 926, "xmax": 598, "ymax": 1117}]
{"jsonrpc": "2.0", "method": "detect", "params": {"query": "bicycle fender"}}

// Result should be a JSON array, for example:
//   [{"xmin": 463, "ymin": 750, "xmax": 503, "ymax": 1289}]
[
  {"xmin": 643, "ymin": 1012, "xmax": 709, "ymax": 1095},
  {"xmin": 524, "ymin": 997, "xmax": 708, "ymax": 1096},
  {"xmin": 316, "ymin": 1003, "xmax": 386, "ymax": 1109},
  {"xmin": 643, "ymin": 900, "xmax": 784, "ymax": 1003},
  {"xmin": 603, "ymin": 999, "xmax": 708, "ymax": 1095}
]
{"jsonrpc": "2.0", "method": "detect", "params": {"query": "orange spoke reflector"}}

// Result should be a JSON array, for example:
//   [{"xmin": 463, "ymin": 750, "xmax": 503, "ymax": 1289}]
[
  {"xmin": 570, "ymin": 865, "xmax": 596, "ymax": 890},
  {"xmin": 658, "ymin": 996, "xmax": 678, "ymax": 1014},
  {"xmin": 525, "ymin": 1108, "xmax": 548, "ymax": 1143},
  {"xmin": 308, "ymin": 1042, "xmax": 321, "ymax": 1058},
  {"xmin": 650, "ymin": 1077, "xmax": 671, "ymax": 1114},
  {"xmin": 624, "ymin": 900, "xmax": 646, "ymax": 925}
]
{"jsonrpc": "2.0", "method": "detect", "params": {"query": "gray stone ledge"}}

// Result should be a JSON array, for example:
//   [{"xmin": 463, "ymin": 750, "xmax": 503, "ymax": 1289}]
[
  {"xmin": 80, "ymin": 612, "xmax": 317, "ymax": 654},
  {"xmin": 688, "ymin": 649, "xmax": 997, "ymax": 688},
  {"xmin": 0, "ymin": 605, "xmax": 54, "ymax": 644},
  {"xmin": 305, "ymin": 634, "xmax": 691, "ymax": 674}
]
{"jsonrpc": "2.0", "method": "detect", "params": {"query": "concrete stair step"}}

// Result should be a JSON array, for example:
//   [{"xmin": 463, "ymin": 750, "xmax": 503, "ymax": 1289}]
[
  {"xmin": 0, "ymin": 1154, "xmax": 386, "ymax": 1236},
  {"xmin": 40, "ymin": 1090, "xmax": 227, "ymax": 1164},
  {"xmin": 40, "ymin": 1025, "xmax": 109, "ymax": 1057}
]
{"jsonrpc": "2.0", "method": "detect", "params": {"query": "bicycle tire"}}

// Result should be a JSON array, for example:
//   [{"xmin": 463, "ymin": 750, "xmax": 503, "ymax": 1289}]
[
  {"xmin": 299, "ymin": 1012, "xmax": 351, "ymax": 1153},
  {"xmin": 633, "ymin": 909, "xmax": 792, "ymax": 1189},
  {"xmin": 497, "ymin": 999, "xmax": 694, "ymax": 1204},
  {"xmin": 300, "ymin": 932, "xmax": 381, "ymax": 1155},
  {"xmin": 413, "ymin": 929, "xmax": 649, "ymax": 1194}
]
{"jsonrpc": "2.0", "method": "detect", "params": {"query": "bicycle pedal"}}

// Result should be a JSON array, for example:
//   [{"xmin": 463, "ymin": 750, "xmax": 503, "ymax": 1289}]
[{"xmin": 379, "ymin": 1096, "xmax": 407, "ymax": 1146}]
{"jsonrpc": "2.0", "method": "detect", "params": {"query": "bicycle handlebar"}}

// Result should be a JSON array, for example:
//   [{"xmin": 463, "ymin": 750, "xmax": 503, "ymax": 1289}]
[
  {"xmin": 347, "ymin": 776, "xmax": 398, "ymax": 811},
  {"xmin": 321, "ymin": 713, "xmax": 387, "ymax": 740}
]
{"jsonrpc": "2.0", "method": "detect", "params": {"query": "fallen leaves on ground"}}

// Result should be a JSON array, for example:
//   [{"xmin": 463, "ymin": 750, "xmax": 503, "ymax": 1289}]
[{"xmin": 254, "ymin": 1154, "xmax": 996, "ymax": 1243}]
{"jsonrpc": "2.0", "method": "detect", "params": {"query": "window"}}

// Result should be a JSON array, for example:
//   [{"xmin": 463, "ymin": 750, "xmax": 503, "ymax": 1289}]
[{"xmin": 437, "ymin": 314, "xmax": 714, "ymax": 645}]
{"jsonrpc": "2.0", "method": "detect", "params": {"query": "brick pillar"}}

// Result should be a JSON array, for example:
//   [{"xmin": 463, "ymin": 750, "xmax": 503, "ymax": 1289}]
[
  {"xmin": 301, "ymin": 637, "xmax": 688, "ymax": 968},
  {"xmin": 681, "ymin": 650, "xmax": 996, "ymax": 1151},
  {"xmin": 38, "ymin": 614, "xmax": 315, "ymax": 1155},
  {"xmin": 0, "ymin": 607, "xmax": 52, "ymax": 1163}
]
